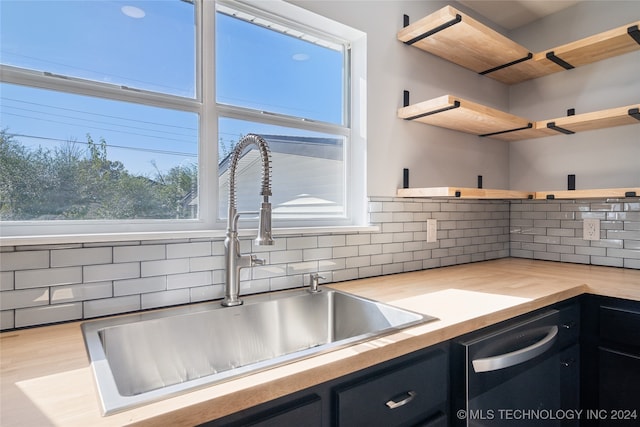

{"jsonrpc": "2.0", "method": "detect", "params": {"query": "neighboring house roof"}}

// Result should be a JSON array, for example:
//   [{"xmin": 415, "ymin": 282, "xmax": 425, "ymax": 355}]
[{"xmin": 218, "ymin": 134, "xmax": 343, "ymax": 174}]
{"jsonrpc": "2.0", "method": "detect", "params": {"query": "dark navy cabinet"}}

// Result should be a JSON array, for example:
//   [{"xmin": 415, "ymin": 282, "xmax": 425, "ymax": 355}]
[
  {"xmin": 581, "ymin": 295, "xmax": 640, "ymax": 426},
  {"xmin": 201, "ymin": 343, "xmax": 449, "ymax": 427}
]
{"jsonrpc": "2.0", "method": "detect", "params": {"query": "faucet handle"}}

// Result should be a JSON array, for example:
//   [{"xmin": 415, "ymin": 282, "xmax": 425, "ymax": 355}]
[{"xmin": 251, "ymin": 255, "xmax": 266, "ymax": 266}]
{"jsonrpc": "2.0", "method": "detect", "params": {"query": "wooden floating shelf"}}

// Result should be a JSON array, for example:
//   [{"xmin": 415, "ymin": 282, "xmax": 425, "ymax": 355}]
[
  {"xmin": 397, "ymin": 6, "xmax": 531, "ymax": 77},
  {"xmin": 398, "ymin": 93, "xmax": 640, "ymax": 141},
  {"xmin": 397, "ymin": 187, "xmax": 534, "ymax": 199},
  {"xmin": 398, "ymin": 5, "xmax": 640, "ymax": 85},
  {"xmin": 397, "ymin": 187, "xmax": 640, "ymax": 200},
  {"xmin": 397, "ymin": 94, "xmax": 531, "ymax": 139},
  {"xmin": 535, "ymin": 188, "xmax": 640, "ymax": 200}
]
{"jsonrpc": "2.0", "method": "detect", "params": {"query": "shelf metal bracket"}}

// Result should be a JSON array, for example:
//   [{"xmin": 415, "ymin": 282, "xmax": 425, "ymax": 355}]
[
  {"xmin": 479, "ymin": 123, "xmax": 533, "ymax": 137},
  {"xmin": 403, "ymin": 100, "xmax": 461, "ymax": 121},
  {"xmin": 480, "ymin": 53, "xmax": 533, "ymax": 75},
  {"xmin": 547, "ymin": 122, "xmax": 575, "ymax": 134},
  {"xmin": 629, "ymin": 108, "xmax": 640, "ymax": 121},
  {"xmin": 403, "ymin": 14, "xmax": 462, "ymax": 45},
  {"xmin": 628, "ymin": 25, "xmax": 640, "ymax": 45},
  {"xmin": 546, "ymin": 51, "xmax": 574, "ymax": 70}
]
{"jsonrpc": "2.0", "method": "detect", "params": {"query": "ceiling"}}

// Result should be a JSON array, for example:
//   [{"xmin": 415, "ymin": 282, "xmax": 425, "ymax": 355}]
[{"xmin": 458, "ymin": 0, "xmax": 582, "ymax": 30}]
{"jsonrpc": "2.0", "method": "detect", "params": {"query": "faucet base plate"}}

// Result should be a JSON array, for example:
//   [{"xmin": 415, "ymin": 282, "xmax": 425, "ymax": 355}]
[{"xmin": 221, "ymin": 298, "xmax": 243, "ymax": 307}]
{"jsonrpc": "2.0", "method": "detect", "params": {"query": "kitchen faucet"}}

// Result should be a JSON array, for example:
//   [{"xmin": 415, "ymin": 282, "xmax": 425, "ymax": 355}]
[{"xmin": 221, "ymin": 134, "xmax": 274, "ymax": 307}]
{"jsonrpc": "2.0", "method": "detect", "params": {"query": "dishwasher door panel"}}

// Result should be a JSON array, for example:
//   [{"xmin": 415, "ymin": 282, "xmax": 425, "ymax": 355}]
[{"xmin": 456, "ymin": 309, "xmax": 579, "ymax": 427}]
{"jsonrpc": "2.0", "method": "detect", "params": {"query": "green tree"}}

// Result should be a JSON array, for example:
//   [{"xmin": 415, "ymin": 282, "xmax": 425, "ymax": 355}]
[{"xmin": 0, "ymin": 129, "xmax": 199, "ymax": 221}]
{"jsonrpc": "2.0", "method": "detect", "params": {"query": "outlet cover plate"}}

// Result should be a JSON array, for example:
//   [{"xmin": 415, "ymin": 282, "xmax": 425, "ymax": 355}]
[
  {"xmin": 427, "ymin": 219, "xmax": 437, "ymax": 243},
  {"xmin": 583, "ymin": 218, "xmax": 600, "ymax": 241}
]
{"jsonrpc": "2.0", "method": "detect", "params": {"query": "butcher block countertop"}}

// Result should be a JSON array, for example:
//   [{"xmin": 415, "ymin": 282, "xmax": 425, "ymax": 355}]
[{"xmin": 1, "ymin": 258, "xmax": 639, "ymax": 426}]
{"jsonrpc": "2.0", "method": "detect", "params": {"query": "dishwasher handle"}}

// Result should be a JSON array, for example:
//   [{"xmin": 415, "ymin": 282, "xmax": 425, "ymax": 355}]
[{"xmin": 472, "ymin": 325, "xmax": 558, "ymax": 373}]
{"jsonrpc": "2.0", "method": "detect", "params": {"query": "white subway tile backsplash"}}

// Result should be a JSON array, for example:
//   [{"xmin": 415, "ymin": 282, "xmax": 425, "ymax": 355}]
[
  {"xmin": 2, "ymin": 197, "xmax": 637, "ymax": 330},
  {"xmin": 0, "ymin": 272, "xmax": 14, "ymax": 291},
  {"xmin": 51, "ymin": 247, "xmax": 112, "ymax": 267},
  {"xmin": 84, "ymin": 262, "xmax": 140, "ymax": 283},
  {"xmin": 190, "ymin": 284, "xmax": 225, "ymax": 302},
  {"xmin": 114, "ymin": 244, "xmax": 165, "ymax": 263},
  {"xmin": 166, "ymin": 242, "xmax": 212, "ymax": 259},
  {"xmin": 0, "ymin": 288, "xmax": 49, "ymax": 310},
  {"xmin": 15, "ymin": 303, "xmax": 82, "ymax": 328},
  {"xmin": 333, "ymin": 245, "xmax": 358, "ymax": 258},
  {"xmin": 285, "ymin": 261, "xmax": 317, "ymax": 276},
  {"xmin": 286, "ymin": 236, "xmax": 318, "ymax": 250},
  {"xmin": 317, "ymin": 235, "xmax": 346, "ymax": 247},
  {"xmin": 303, "ymin": 247, "xmax": 333, "ymax": 261},
  {"xmin": 142, "ymin": 289, "xmax": 190, "ymax": 310},
  {"xmin": 15, "ymin": 267, "xmax": 82, "ymax": 289},
  {"xmin": 114, "ymin": 276, "xmax": 166, "ymax": 296},
  {"xmin": 270, "ymin": 250, "xmax": 303, "ymax": 264},
  {"xmin": 346, "ymin": 234, "xmax": 370, "ymax": 246},
  {"xmin": 167, "ymin": 271, "xmax": 212, "ymax": 290},
  {"xmin": 51, "ymin": 281, "xmax": 112, "ymax": 303},
  {"xmin": 319, "ymin": 258, "xmax": 346, "ymax": 271},
  {"xmin": 0, "ymin": 250, "xmax": 49, "ymax": 272},
  {"xmin": 239, "ymin": 278, "xmax": 270, "ymax": 295},
  {"xmin": 0, "ymin": 310, "xmax": 14, "ymax": 330},
  {"xmin": 141, "ymin": 258, "xmax": 189, "ymax": 277},
  {"xmin": 346, "ymin": 256, "xmax": 370, "ymax": 269},
  {"xmin": 84, "ymin": 295, "xmax": 140, "ymax": 318}
]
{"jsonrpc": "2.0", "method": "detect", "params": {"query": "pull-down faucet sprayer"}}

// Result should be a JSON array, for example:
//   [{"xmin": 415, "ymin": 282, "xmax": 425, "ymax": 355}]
[{"xmin": 221, "ymin": 134, "xmax": 273, "ymax": 307}]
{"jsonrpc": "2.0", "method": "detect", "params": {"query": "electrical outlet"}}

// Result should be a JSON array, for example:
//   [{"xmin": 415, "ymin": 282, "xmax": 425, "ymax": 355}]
[
  {"xmin": 583, "ymin": 218, "xmax": 600, "ymax": 241},
  {"xmin": 427, "ymin": 219, "xmax": 437, "ymax": 243}
]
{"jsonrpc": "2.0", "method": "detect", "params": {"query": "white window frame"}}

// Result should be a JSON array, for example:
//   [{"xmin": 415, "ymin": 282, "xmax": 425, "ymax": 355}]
[{"xmin": 0, "ymin": 0, "xmax": 367, "ymax": 243}]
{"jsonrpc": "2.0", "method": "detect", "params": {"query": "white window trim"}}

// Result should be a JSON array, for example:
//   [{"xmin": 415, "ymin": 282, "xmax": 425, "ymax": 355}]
[{"xmin": 0, "ymin": 0, "xmax": 367, "ymax": 244}]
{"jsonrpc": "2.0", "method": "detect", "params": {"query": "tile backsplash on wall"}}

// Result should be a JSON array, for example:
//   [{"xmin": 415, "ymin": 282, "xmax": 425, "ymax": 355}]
[
  {"xmin": 1, "ymin": 196, "xmax": 638, "ymax": 330},
  {"xmin": 0, "ymin": 197, "xmax": 509, "ymax": 330},
  {"xmin": 510, "ymin": 198, "xmax": 640, "ymax": 269}
]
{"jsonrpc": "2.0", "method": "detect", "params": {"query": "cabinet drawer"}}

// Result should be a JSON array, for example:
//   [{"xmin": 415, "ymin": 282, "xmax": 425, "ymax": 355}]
[
  {"xmin": 599, "ymin": 304, "xmax": 640, "ymax": 349},
  {"xmin": 335, "ymin": 348, "xmax": 447, "ymax": 427}
]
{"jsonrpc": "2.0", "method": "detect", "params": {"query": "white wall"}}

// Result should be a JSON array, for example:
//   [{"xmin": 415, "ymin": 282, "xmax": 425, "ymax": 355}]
[
  {"xmin": 290, "ymin": 0, "xmax": 639, "ymax": 195},
  {"xmin": 289, "ymin": 0, "xmax": 512, "ymax": 197},
  {"xmin": 507, "ymin": 1, "xmax": 640, "ymax": 191}
]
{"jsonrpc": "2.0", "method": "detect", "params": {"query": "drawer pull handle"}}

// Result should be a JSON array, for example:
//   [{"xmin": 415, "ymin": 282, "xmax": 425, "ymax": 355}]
[{"xmin": 385, "ymin": 391, "xmax": 416, "ymax": 409}]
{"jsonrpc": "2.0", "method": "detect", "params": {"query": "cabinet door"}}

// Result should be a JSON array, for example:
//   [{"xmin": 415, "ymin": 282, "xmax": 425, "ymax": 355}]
[
  {"xmin": 598, "ymin": 348, "xmax": 640, "ymax": 426},
  {"xmin": 202, "ymin": 394, "xmax": 322, "ymax": 427},
  {"xmin": 335, "ymin": 347, "xmax": 448, "ymax": 427}
]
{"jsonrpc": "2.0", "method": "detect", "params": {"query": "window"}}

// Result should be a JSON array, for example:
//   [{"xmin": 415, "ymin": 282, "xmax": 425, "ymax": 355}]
[{"xmin": 0, "ymin": 0, "xmax": 366, "ymax": 239}]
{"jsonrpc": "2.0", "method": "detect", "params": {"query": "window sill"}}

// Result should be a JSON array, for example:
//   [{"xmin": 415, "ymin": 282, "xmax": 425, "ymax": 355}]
[{"xmin": 0, "ymin": 225, "xmax": 379, "ymax": 247}]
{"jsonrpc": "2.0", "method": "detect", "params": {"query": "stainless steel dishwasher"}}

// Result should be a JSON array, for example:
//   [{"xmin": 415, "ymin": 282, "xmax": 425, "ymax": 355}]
[{"xmin": 453, "ymin": 305, "xmax": 580, "ymax": 426}]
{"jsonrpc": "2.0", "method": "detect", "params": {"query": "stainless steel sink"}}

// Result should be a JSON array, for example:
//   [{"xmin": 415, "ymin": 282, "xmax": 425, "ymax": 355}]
[{"xmin": 82, "ymin": 289, "xmax": 435, "ymax": 415}]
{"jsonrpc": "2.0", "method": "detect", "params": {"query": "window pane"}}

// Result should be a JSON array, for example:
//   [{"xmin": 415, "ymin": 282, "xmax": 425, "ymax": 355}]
[
  {"xmin": 0, "ymin": 83, "xmax": 198, "ymax": 220},
  {"xmin": 218, "ymin": 118, "xmax": 345, "ymax": 221},
  {"xmin": 216, "ymin": 11, "xmax": 345, "ymax": 124},
  {"xmin": 0, "ymin": 0, "xmax": 195, "ymax": 98}
]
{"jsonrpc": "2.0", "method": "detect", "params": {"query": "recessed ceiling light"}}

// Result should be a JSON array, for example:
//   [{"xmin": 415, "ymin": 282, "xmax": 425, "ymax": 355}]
[{"xmin": 121, "ymin": 5, "xmax": 145, "ymax": 19}]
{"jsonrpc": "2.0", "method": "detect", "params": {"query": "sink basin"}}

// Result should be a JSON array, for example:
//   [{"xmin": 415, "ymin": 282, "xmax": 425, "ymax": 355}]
[{"xmin": 82, "ymin": 288, "xmax": 435, "ymax": 415}]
